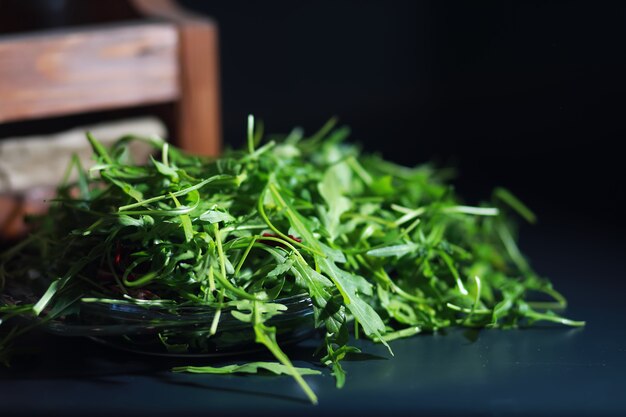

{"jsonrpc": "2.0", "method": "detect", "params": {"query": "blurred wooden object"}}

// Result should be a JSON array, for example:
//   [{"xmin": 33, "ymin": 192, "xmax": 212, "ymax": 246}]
[
  {"xmin": 0, "ymin": 0, "xmax": 221, "ymax": 240},
  {"xmin": 0, "ymin": 25, "xmax": 179, "ymax": 122},
  {"xmin": 0, "ymin": 0, "xmax": 221, "ymax": 156}
]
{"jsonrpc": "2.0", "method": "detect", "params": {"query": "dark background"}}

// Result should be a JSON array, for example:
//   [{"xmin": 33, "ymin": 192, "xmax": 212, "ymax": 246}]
[
  {"xmin": 180, "ymin": 0, "xmax": 625, "ymax": 241},
  {"xmin": 1, "ymin": 0, "xmax": 624, "ymax": 238}
]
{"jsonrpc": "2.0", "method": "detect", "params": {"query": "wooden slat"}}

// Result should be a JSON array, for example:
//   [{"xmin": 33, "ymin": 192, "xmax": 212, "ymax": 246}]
[
  {"xmin": 0, "ymin": 23, "xmax": 180, "ymax": 123},
  {"xmin": 175, "ymin": 21, "xmax": 221, "ymax": 156}
]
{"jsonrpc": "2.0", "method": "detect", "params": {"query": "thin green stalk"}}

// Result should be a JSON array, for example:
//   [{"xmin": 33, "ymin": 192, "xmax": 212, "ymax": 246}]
[
  {"xmin": 234, "ymin": 236, "xmax": 258, "ymax": 276},
  {"xmin": 119, "ymin": 175, "xmax": 235, "ymax": 211},
  {"xmin": 210, "ymin": 288, "xmax": 225, "ymax": 335}
]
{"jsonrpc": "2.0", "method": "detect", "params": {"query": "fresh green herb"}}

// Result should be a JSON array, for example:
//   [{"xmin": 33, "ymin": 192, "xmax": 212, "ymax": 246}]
[
  {"xmin": 0, "ymin": 117, "xmax": 584, "ymax": 403},
  {"xmin": 172, "ymin": 362, "xmax": 321, "ymax": 376}
]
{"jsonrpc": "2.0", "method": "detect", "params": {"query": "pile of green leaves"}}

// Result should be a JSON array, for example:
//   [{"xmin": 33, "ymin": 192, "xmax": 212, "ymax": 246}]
[{"xmin": 0, "ymin": 117, "xmax": 583, "ymax": 403}]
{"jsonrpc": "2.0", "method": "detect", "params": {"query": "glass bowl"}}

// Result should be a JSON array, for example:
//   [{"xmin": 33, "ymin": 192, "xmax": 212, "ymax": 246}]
[
  {"xmin": 4, "ymin": 285, "xmax": 316, "ymax": 357},
  {"xmin": 86, "ymin": 294, "xmax": 316, "ymax": 356}
]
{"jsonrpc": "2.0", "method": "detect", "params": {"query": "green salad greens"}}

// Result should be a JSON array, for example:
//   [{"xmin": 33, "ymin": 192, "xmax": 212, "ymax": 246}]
[{"xmin": 0, "ymin": 116, "xmax": 583, "ymax": 403}]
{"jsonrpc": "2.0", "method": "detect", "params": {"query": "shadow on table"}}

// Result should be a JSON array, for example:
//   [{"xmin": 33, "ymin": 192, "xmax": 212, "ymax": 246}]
[
  {"xmin": 0, "ymin": 328, "xmax": 323, "ymax": 375},
  {"xmin": 0, "ymin": 328, "xmax": 385, "ymax": 405}
]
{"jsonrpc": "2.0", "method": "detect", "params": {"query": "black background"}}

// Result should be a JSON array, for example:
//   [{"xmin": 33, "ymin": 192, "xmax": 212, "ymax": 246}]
[{"xmin": 179, "ymin": 0, "xmax": 625, "ymax": 241}]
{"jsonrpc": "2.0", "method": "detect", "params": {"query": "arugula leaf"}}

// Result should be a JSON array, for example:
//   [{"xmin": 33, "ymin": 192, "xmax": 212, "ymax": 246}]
[
  {"xmin": 366, "ymin": 243, "xmax": 419, "ymax": 258},
  {"xmin": 317, "ymin": 256, "xmax": 390, "ymax": 353},
  {"xmin": 172, "ymin": 362, "xmax": 321, "ymax": 376},
  {"xmin": 199, "ymin": 210, "xmax": 236, "ymax": 224},
  {"xmin": 318, "ymin": 164, "xmax": 352, "ymax": 241},
  {"xmin": 253, "ymin": 303, "xmax": 319, "ymax": 404}
]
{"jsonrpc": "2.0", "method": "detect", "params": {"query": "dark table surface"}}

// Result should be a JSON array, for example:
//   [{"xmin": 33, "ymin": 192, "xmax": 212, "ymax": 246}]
[{"xmin": 1, "ymin": 222, "xmax": 625, "ymax": 417}]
